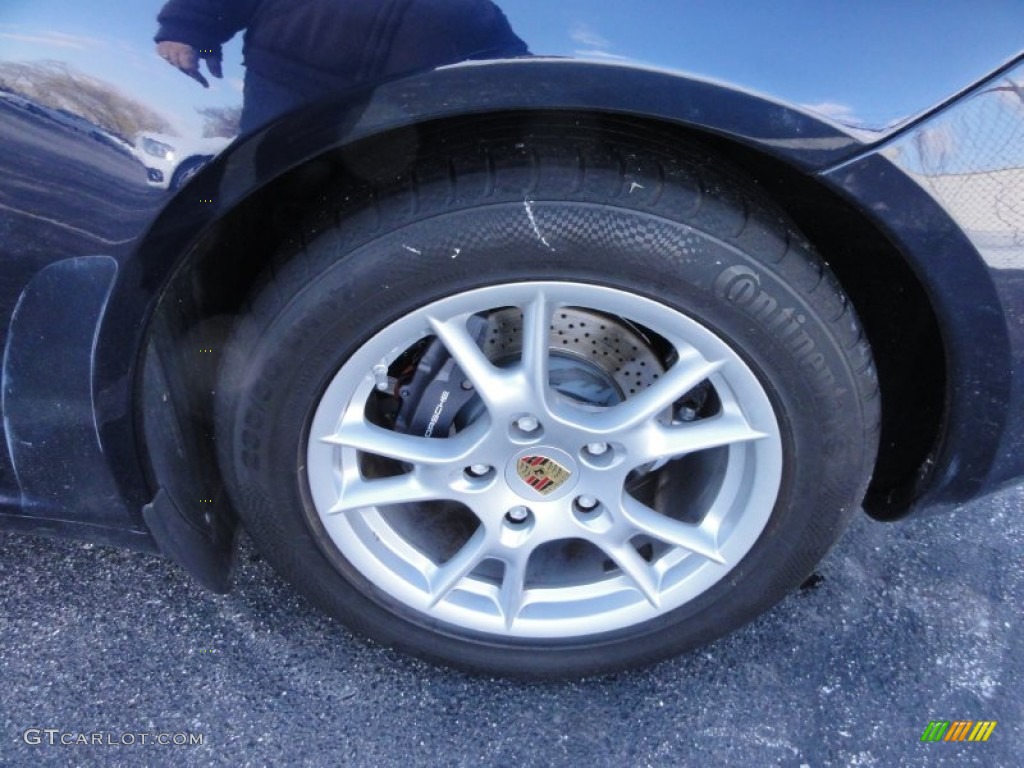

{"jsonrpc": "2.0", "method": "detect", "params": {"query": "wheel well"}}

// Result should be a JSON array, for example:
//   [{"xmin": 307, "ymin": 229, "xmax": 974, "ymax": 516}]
[
  {"xmin": 691, "ymin": 132, "xmax": 946, "ymax": 518},
  {"xmin": 141, "ymin": 110, "xmax": 945, "ymax": 525}
]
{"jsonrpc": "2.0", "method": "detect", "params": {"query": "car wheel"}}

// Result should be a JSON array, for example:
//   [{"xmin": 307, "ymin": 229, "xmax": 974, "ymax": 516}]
[{"xmin": 216, "ymin": 126, "xmax": 880, "ymax": 677}]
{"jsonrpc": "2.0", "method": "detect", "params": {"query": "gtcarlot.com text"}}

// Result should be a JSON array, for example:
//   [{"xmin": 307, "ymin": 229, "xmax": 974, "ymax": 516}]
[{"xmin": 23, "ymin": 729, "xmax": 204, "ymax": 746}]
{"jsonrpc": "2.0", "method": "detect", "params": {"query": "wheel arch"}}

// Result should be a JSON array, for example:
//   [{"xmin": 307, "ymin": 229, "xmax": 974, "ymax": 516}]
[{"xmin": 125, "ymin": 68, "xmax": 950, "ymax": 575}]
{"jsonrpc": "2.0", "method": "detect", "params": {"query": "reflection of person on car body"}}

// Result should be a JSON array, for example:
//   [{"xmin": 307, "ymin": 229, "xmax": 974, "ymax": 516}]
[{"xmin": 154, "ymin": 0, "xmax": 528, "ymax": 133}]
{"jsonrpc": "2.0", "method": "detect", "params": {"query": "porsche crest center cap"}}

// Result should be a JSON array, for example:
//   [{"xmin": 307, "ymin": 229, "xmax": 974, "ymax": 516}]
[{"xmin": 508, "ymin": 447, "xmax": 579, "ymax": 500}]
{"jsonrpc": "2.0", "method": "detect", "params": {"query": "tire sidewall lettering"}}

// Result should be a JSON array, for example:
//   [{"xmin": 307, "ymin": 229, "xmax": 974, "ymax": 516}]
[{"xmin": 714, "ymin": 263, "xmax": 850, "ymax": 448}]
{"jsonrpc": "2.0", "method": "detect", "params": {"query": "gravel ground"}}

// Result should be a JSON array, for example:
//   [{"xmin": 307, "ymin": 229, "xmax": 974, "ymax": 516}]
[{"xmin": 1, "ymin": 484, "xmax": 1020, "ymax": 767}]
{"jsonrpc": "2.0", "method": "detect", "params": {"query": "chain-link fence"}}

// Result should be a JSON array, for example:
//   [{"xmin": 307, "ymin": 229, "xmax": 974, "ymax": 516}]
[{"xmin": 888, "ymin": 74, "xmax": 1024, "ymax": 261}]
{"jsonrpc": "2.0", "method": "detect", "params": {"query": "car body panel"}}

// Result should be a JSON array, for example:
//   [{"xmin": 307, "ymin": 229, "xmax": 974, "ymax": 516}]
[
  {"xmin": 0, "ymin": 1, "xmax": 1022, "ymax": 560},
  {"xmin": 872, "ymin": 64, "xmax": 1024, "ymax": 500}
]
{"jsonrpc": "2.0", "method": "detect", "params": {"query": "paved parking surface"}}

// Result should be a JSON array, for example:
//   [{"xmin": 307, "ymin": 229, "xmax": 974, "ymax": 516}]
[{"xmin": 1, "ymin": 484, "xmax": 1020, "ymax": 766}]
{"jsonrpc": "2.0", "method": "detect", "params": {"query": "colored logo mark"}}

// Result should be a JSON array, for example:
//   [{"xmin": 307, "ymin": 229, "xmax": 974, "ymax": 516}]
[
  {"xmin": 920, "ymin": 721, "xmax": 996, "ymax": 742},
  {"xmin": 516, "ymin": 455, "xmax": 571, "ymax": 495}
]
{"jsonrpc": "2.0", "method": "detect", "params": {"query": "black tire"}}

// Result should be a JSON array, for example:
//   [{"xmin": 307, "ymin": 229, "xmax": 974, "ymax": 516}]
[{"xmin": 216, "ymin": 122, "xmax": 880, "ymax": 678}]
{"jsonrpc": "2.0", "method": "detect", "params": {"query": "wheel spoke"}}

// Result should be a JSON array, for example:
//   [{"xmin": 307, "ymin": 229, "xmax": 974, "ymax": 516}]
[
  {"xmin": 637, "ymin": 411, "xmax": 768, "ymax": 463},
  {"xmin": 620, "ymin": 495, "xmax": 726, "ymax": 564},
  {"xmin": 428, "ymin": 314, "xmax": 518, "ymax": 408},
  {"xmin": 306, "ymin": 280, "xmax": 786, "ymax": 641},
  {"xmin": 601, "ymin": 542, "xmax": 661, "ymax": 608},
  {"xmin": 328, "ymin": 474, "xmax": 439, "ymax": 515},
  {"xmin": 519, "ymin": 291, "xmax": 553, "ymax": 399},
  {"xmin": 427, "ymin": 527, "xmax": 491, "ymax": 607},
  {"xmin": 320, "ymin": 414, "xmax": 487, "ymax": 465},
  {"xmin": 498, "ymin": 554, "xmax": 529, "ymax": 630},
  {"xmin": 587, "ymin": 350, "xmax": 723, "ymax": 434}
]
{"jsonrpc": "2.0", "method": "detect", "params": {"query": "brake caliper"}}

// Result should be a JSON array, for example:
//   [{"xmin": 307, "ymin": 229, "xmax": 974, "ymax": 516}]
[{"xmin": 394, "ymin": 316, "xmax": 487, "ymax": 438}]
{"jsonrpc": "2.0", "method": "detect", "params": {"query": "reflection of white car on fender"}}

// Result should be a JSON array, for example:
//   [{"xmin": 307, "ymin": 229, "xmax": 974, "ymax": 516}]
[{"xmin": 133, "ymin": 131, "xmax": 232, "ymax": 189}]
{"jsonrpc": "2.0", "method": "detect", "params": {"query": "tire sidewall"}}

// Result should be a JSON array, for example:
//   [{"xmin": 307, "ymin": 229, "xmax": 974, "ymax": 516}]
[{"xmin": 220, "ymin": 200, "xmax": 871, "ymax": 677}]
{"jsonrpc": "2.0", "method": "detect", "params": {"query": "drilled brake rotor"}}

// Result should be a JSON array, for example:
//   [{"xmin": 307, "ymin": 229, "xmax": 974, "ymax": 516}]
[{"xmin": 482, "ymin": 307, "xmax": 666, "ymax": 403}]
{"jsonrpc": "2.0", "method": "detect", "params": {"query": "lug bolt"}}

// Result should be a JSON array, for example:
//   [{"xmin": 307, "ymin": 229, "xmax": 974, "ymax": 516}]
[
  {"xmin": 516, "ymin": 415, "xmax": 540, "ymax": 433},
  {"xmin": 677, "ymin": 406, "xmax": 698, "ymax": 422},
  {"xmin": 586, "ymin": 442, "xmax": 609, "ymax": 456},
  {"xmin": 506, "ymin": 506, "xmax": 531, "ymax": 524},
  {"xmin": 467, "ymin": 464, "xmax": 491, "ymax": 477},
  {"xmin": 575, "ymin": 495, "xmax": 599, "ymax": 511},
  {"xmin": 372, "ymin": 364, "xmax": 390, "ymax": 392}
]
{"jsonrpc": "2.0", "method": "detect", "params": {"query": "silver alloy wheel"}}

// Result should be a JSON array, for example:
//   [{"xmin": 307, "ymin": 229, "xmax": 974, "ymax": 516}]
[{"xmin": 306, "ymin": 282, "xmax": 783, "ymax": 639}]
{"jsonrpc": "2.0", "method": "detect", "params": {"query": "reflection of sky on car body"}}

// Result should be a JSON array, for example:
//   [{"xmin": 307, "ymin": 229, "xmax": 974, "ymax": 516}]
[
  {"xmin": 889, "ymin": 81, "xmax": 1024, "ymax": 174},
  {"xmin": 0, "ymin": 0, "xmax": 244, "ymax": 137},
  {"xmin": 1, "ymin": 0, "xmax": 1022, "ymax": 137}
]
